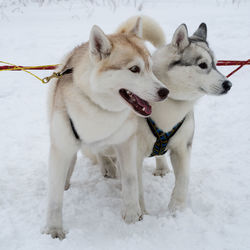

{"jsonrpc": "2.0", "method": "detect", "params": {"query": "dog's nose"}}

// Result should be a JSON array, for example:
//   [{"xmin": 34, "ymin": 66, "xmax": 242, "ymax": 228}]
[
  {"xmin": 158, "ymin": 87, "xmax": 169, "ymax": 100},
  {"xmin": 222, "ymin": 80, "xmax": 232, "ymax": 92}
]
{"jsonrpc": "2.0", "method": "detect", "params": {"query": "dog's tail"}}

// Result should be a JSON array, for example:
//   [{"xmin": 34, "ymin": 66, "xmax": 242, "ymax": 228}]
[{"xmin": 116, "ymin": 15, "xmax": 166, "ymax": 48}]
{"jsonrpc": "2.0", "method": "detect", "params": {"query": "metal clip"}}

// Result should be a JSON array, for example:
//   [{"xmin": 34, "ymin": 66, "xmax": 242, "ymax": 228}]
[{"xmin": 42, "ymin": 72, "xmax": 61, "ymax": 84}]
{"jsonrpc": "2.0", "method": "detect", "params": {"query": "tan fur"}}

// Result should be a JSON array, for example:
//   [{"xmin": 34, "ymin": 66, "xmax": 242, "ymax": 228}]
[
  {"xmin": 47, "ymin": 61, "xmax": 67, "ymax": 122},
  {"xmin": 116, "ymin": 15, "xmax": 166, "ymax": 48},
  {"xmin": 98, "ymin": 34, "xmax": 150, "ymax": 73},
  {"xmin": 44, "ymin": 21, "xmax": 169, "ymax": 238},
  {"xmin": 49, "ymin": 31, "xmax": 159, "ymax": 145}
]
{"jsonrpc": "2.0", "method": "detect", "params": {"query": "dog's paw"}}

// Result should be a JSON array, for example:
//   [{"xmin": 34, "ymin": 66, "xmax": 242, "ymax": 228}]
[
  {"xmin": 139, "ymin": 199, "xmax": 148, "ymax": 215},
  {"xmin": 141, "ymin": 208, "xmax": 149, "ymax": 215},
  {"xmin": 101, "ymin": 164, "xmax": 116, "ymax": 178},
  {"xmin": 153, "ymin": 166, "xmax": 170, "ymax": 177},
  {"xmin": 168, "ymin": 198, "xmax": 186, "ymax": 215},
  {"xmin": 42, "ymin": 226, "xmax": 66, "ymax": 240},
  {"xmin": 122, "ymin": 205, "xmax": 143, "ymax": 224}
]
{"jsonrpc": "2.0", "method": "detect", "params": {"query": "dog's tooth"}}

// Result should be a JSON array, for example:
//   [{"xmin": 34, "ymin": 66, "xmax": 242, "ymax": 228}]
[
  {"xmin": 142, "ymin": 107, "xmax": 145, "ymax": 111},
  {"xmin": 126, "ymin": 90, "xmax": 130, "ymax": 94}
]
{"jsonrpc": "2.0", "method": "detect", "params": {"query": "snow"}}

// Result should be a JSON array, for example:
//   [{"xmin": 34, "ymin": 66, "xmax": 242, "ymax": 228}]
[{"xmin": 0, "ymin": 1, "xmax": 250, "ymax": 249}]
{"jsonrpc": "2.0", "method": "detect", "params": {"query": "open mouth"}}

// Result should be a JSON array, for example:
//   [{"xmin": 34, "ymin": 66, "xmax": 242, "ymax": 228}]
[{"xmin": 119, "ymin": 88, "xmax": 152, "ymax": 117}]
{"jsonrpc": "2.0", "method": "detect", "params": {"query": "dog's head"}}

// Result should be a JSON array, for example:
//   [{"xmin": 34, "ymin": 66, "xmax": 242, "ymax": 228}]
[
  {"xmin": 86, "ymin": 19, "xmax": 168, "ymax": 117},
  {"xmin": 152, "ymin": 23, "xmax": 232, "ymax": 101}
]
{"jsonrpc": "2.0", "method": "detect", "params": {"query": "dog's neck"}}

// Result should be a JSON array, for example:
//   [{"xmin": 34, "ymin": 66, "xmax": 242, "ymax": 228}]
[{"xmin": 150, "ymin": 97, "xmax": 196, "ymax": 132}]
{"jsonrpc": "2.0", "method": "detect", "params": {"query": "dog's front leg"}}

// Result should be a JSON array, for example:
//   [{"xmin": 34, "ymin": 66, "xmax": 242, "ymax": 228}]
[
  {"xmin": 136, "ymin": 152, "xmax": 147, "ymax": 215},
  {"xmin": 168, "ymin": 146, "xmax": 191, "ymax": 213},
  {"xmin": 43, "ymin": 145, "xmax": 76, "ymax": 240},
  {"xmin": 115, "ymin": 134, "xmax": 142, "ymax": 223}
]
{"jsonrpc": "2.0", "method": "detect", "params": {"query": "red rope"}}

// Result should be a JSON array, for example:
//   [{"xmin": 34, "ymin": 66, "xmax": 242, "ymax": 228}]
[
  {"xmin": 217, "ymin": 59, "xmax": 250, "ymax": 78},
  {"xmin": 0, "ymin": 60, "xmax": 249, "ymax": 78},
  {"xmin": 216, "ymin": 60, "xmax": 250, "ymax": 66},
  {"xmin": 0, "ymin": 65, "xmax": 58, "ymax": 70}
]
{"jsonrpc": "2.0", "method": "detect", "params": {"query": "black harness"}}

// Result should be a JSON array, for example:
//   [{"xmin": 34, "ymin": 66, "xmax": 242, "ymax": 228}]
[
  {"xmin": 69, "ymin": 118, "xmax": 80, "ymax": 140},
  {"xmin": 146, "ymin": 117, "xmax": 185, "ymax": 157},
  {"xmin": 69, "ymin": 115, "xmax": 185, "ymax": 158},
  {"xmin": 65, "ymin": 67, "xmax": 185, "ymax": 153}
]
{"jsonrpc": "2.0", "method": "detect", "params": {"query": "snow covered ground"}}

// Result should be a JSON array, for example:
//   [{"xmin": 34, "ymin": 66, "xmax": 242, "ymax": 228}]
[{"xmin": 0, "ymin": 1, "xmax": 250, "ymax": 249}]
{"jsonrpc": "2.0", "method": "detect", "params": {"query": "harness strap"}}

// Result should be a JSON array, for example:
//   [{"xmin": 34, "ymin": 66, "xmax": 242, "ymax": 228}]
[
  {"xmin": 146, "ymin": 117, "xmax": 185, "ymax": 157},
  {"xmin": 69, "ymin": 117, "xmax": 80, "ymax": 140}
]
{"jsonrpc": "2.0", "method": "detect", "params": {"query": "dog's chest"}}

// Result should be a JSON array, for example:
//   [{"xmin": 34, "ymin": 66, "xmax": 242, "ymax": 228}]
[{"xmin": 65, "ymin": 91, "xmax": 134, "ymax": 144}]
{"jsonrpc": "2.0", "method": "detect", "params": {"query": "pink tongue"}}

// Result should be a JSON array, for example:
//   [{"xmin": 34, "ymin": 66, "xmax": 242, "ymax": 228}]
[
  {"xmin": 134, "ymin": 94, "xmax": 151, "ymax": 115},
  {"xmin": 134, "ymin": 95, "xmax": 148, "ymax": 107}
]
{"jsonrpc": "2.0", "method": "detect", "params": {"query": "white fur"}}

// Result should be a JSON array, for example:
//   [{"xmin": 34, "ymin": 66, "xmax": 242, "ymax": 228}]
[
  {"xmin": 85, "ymin": 17, "xmax": 232, "ymax": 219},
  {"xmin": 44, "ymin": 22, "xmax": 168, "ymax": 239},
  {"xmin": 117, "ymin": 15, "xmax": 166, "ymax": 48}
]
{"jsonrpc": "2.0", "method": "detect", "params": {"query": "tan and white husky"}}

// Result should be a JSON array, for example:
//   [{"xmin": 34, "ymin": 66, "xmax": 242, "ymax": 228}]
[
  {"xmin": 81, "ymin": 16, "xmax": 232, "ymax": 222},
  {"xmin": 43, "ymin": 19, "xmax": 169, "ymax": 239}
]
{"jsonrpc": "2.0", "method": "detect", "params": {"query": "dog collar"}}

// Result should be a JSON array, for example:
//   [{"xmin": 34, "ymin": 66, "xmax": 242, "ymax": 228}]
[{"xmin": 146, "ymin": 117, "xmax": 185, "ymax": 157}]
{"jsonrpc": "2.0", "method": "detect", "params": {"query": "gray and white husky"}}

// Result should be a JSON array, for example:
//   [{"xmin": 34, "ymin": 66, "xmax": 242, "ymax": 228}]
[
  {"xmin": 43, "ymin": 19, "xmax": 169, "ymax": 239},
  {"xmin": 81, "ymin": 16, "xmax": 232, "ymax": 221}
]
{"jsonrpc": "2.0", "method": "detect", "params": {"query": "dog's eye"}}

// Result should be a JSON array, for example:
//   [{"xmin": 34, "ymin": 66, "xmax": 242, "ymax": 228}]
[
  {"xmin": 129, "ymin": 65, "xmax": 140, "ymax": 73},
  {"xmin": 198, "ymin": 63, "xmax": 208, "ymax": 69}
]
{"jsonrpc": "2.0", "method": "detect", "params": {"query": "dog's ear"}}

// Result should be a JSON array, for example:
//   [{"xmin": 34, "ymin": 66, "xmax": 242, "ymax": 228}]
[
  {"xmin": 192, "ymin": 23, "xmax": 207, "ymax": 41},
  {"xmin": 130, "ymin": 17, "xmax": 143, "ymax": 38},
  {"xmin": 89, "ymin": 25, "xmax": 112, "ymax": 62},
  {"xmin": 171, "ymin": 24, "xmax": 189, "ymax": 51}
]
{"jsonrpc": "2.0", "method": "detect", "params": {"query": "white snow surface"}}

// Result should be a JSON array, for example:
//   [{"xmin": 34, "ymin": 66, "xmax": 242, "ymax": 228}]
[{"xmin": 0, "ymin": 1, "xmax": 250, "ymax": 249}]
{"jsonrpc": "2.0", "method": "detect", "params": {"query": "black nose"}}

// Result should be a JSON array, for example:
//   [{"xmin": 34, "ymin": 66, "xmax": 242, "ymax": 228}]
[
  {"xmin": 158, "ymin": 87, "xmax": 169, "ymax": 100},
  {"xmin": 222, "ymin": 80, "xmax": 232, "ymax": 92}
]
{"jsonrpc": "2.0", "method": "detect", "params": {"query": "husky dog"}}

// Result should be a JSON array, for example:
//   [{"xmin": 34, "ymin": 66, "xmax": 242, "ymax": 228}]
[
  {"xmin": 43, "ymin": 19, "xmax": 169, "ymax": 239},
  {"xmin": 85, "ymin": 16, "xmax": 232, "ymax": 219}
]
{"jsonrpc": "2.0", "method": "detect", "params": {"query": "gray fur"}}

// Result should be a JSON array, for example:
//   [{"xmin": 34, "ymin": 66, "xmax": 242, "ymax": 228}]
[
  {"xmin": 169, "ymin": 38, "xmax": 216, "ymax": 73},
  {"xmin": 96, "ymin": 19, "xmax": 232, "ymax": 216},
  {"xmin": 78, "ymin": 18, "xmax": 232, "ymax": 222},
  {"xmin": 192, "ymin": 23, "xmax": 207, "ymax": 41}
]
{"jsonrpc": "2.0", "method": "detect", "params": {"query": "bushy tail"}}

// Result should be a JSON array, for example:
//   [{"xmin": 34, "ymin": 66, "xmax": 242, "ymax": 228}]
[{"xmin": 116, "ymin": 15, "xmax": 166, "ymax": 48}]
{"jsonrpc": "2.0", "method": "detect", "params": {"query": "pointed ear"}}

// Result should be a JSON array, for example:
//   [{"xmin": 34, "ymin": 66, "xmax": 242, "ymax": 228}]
[
  {"xmin": 192, "ymin": 23, "xmax": 207, "ymax": 41},
  {"xmin": 171, "ymin": 24, "xmax": 189, "ymax": 51},
  {"xmin": 89, "ymin": 25, "xmax": 112, "ymax": 62},
  {"xmin": 130, "ymin": 17, "xmax": 143, "ymax": 38}
]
